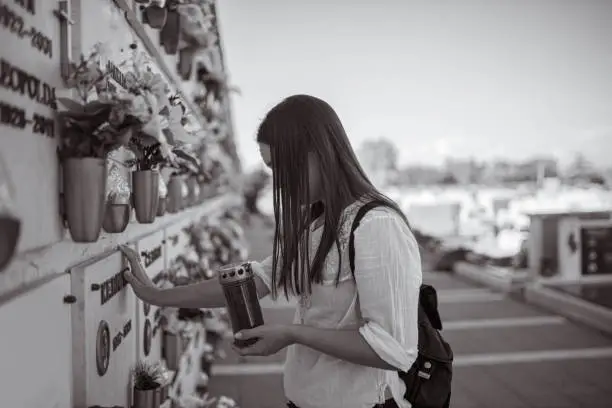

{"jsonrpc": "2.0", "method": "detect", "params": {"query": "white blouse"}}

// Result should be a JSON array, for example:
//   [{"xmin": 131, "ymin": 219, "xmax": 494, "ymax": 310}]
[{"xmin": 252, "ymin": 200, "xmax": 422, "ymax": 408}]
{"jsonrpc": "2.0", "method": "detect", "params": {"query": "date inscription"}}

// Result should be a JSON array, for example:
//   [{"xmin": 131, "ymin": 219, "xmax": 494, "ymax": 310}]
[
  {"xmin": 0, "ymin": 1, "xmax": 52, "ymax": 58},
  {"xmin": 0, "ymin": 99, "xmax": 54, "ymax": 138},
  {"xmin": 112, "ymin": 319, "xmax": 132, "ymax": 351}
]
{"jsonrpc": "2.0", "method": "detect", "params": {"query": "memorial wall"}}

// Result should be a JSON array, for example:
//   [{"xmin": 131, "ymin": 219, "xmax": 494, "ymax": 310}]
[{"xmin": 0, "ymin": 1, "xmax": 244, "ymax": 407}]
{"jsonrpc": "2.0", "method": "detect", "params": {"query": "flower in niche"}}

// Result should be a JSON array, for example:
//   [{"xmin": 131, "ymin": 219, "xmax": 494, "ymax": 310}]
[
  {"xmin": 130, "ymin": 93, "xmax": 154, "ymax": 123},
  {"xmin": 141, "ymin": 69, "xmax": 168, "ymax": 105},
  {"xmin": 124, "ymin": 71, "xmax": 139, "ymax": 90},
  {"xmin": 108, "ymin": 105, "xmax": 126, "ymax": 126}
]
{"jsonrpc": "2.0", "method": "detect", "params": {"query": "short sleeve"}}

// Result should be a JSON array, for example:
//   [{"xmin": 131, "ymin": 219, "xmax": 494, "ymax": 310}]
[{"xmin": 353, "ymin": 209, "xmax": 421, "ymax": 372}]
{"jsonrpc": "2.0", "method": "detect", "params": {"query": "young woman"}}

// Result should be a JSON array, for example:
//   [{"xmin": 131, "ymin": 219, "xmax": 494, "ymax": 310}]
[{"xmin": 121, "ymin": 94, "xmax": 422, "ymax": 408}]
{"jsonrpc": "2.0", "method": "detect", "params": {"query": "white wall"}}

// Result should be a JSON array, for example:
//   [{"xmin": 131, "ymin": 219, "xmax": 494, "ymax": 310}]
[{"xmin": 0, "ymin": 1, "xmax": 236, "ymax": 406}]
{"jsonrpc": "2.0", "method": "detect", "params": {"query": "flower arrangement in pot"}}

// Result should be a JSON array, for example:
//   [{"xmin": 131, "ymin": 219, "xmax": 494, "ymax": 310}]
[
  {"xmin": 132, "ymin": 360, "xmax": 164, "ymax": 408},
  {"xmin": 102, "ymin": 163, "xmax": 132, "ymax": 233},
  {"xmin": 118, "ymin": 52, "xmax": 198, "ymax": 223},
  {"xmin": 176, "ymin": 3, "xmax": 217, "ymax": 80},
  {"xmin": 196, "ymin": 62, "xmax": 240, "ymax": 106},
  {"xmin": 126, "ymin": 138, "xmax": 164, "ymax": 224},
  {"xmin": 159, "ymin": 0, "xmax": 184, "ymax": 55},
  {"xmin": 162, "ymin": 143, "xmax": 200, "ymax": 213},
  {"xmin": 56, "ymin": 45, "xmax": 154, "ymax": 242},
  {"xmin": 161, "ymin": 312, "xmax": 189, "ymax": 371},
  {"xmin": 125, "ymin": 138, "xmax": 197, "ymax": 222},
  {"xmin": 193, "ymin": 143, "xmax": 216, "ymax": 202}
]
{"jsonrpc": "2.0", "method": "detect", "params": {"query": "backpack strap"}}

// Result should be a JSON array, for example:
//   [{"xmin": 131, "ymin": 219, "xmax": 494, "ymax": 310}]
[
  {"xmin": 348, "ymin": 200, "xmax": 386, "ymax": 275},
  {"xmin": 348, "ymin": 201, "xmax": 445, "ymax": 331}
]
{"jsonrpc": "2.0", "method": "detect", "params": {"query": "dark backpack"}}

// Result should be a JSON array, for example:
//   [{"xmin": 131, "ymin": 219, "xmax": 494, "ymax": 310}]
[{"xmin": 348, "ymin": 201, "xmax": 453, "ymax": 408}]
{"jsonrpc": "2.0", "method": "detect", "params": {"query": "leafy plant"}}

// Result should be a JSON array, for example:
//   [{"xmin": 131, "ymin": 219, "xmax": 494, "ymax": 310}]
[
  {"xmin": 126, "ymin": 135, "xmax": 166, "ymax": 171},
  {"xmin": 165, "ymin": 143, "xmax": 201, "ymax": 175},
  {"xmin": 132, "ymin": 360, "xmax": 163, "ymax": 390},
  {"xmin": 125, "ymin": 138, "xmax": 200, "ymax": 173},
  {"xmin": 56, "ymin": 45, "xmax": 158, "ymax": 159},
  {"xmin": 56, "ymin": 102, "xmax": 140, "ymax": 160}
]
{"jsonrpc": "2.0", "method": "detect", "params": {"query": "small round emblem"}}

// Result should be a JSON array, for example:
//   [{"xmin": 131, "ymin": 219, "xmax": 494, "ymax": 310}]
[
  {"xmin": 96, "ymin": 320, "xmax": 111, "ymax": 376},
  {"xmin": 143, "ymin": 319, "xmax": 152, "ymax": 357}
]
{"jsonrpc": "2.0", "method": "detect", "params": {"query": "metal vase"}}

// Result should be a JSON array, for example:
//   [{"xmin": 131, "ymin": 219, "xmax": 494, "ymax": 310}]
[
  {"xmin": 166, "ymin": 176, "xmax": 183, "ymax": 214},
  {"xmin": 159, "ymin": 383, "xmax": 169, "ymax": 402},
  {"xmin": 180, "ymin": 177, "xmax": 189, "ymax": 210},
  {"xmin": 133, "ymin": 387, "xmax": 162, "ymax": 408},
  {"xmin": 186, "ymin": 177, "xmax": 199, "ymax": 207},
  {"xmin": 156, "ymin": 196, "xmax": 167, "ymax": 217},
  {"xmin": 198, "ymin": 182, "xmax": 210, "ymax": 202},
  {"xmin": 144, "ymin": 5, "xmax": 167, "ymax": 29},
  {"xmin": 132, "ymin": 170, "xmax": 160, "ymax": 224},
  {"xmin": 63, "ymin": 158, "xmax": 107, "ymax": 243},
  {"xmin": 162, "ymin": 331, "xmax": 181, "ymax": 371},
  {"xmin": 102, "ymin": 201, "xmax": 131, "ymax": 233}
]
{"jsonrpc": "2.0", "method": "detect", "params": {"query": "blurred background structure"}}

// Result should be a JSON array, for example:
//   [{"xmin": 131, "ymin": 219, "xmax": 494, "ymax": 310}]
[{"xmin": 210, "ymin": 1, "xmax": 612, "ymax": 407}]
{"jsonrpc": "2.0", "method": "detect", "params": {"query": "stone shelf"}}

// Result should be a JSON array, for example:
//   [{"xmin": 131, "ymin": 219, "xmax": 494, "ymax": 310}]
[{"xmin": 0, "ymin": 193, "xmax": 241, "ymax": 301}]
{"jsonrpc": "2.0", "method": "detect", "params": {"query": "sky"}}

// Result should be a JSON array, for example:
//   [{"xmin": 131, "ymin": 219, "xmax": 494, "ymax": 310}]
[{"xmin": 216, "ymin": 0, "xmax": 612, "ymax": 171}]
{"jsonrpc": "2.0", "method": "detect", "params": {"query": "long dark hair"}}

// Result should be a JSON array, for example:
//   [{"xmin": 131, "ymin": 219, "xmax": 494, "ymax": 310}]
[{"xmin": 257, "ymin": 94, "xmax": 408, "ymax": 299}]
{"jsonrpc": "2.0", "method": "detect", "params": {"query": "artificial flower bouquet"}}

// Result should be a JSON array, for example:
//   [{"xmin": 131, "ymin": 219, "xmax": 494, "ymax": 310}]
[{"xmin": 55, "ymin": 46, "xmax": 152, "ymax": 160}]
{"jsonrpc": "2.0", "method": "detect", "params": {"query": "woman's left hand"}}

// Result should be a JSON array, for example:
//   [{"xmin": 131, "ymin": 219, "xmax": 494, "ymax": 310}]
[{"xmin": 232, "ymin": 324, "xmax": 294, "ymax": 356}]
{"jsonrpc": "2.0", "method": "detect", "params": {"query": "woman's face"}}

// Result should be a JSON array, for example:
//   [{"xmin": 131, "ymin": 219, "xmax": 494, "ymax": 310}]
[{"xmin": 258, "ymin": 142, "xmax": 321, "ymax": 203}]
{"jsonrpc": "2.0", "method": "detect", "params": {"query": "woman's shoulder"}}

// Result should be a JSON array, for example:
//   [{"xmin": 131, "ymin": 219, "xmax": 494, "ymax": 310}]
[
  {"xmin": 352, "ymin": 203, "xmax": 422, "ymax": 266},
  {"xmin": 357, "ymin": 203, "xmax": 407, "ymax": 225},
  {"xmin": 351, "ymin": 203, "xmax": 414, "ymax": 239}
]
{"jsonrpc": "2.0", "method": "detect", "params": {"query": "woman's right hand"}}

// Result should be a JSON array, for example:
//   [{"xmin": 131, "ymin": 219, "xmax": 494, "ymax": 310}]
[
  {"xmin": 119, "ymin": 245, "xmax": 156, "ymax": 288},
  {"xmin": 123, "ymin": 267, "xmax": 157, "ymax": 303}
]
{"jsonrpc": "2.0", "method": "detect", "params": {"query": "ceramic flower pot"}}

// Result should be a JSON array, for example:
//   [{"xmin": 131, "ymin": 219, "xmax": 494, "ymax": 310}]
[
  {"xmin": 159, "ymin": 8, "xmax": 180, "ymax": 54},
  {"xmin": 132, "ymin": 170, "xmax": 160, "ymax": 224},
  {"xmin": 102, "ymin": 199, "xmax": 131, "ymax": 234},
  {"xmin": 185, "ymin": 177, "xmax": 199, "ymax": 207},
  {"xmin": 180, "ymin": 178, "xmax": 189, "ymax": 210},
  {"xmin": 63, "ymin": 158, "xmax": 106, "ymax": 243},
  {"xmin": 166, "ymin": 176, "xmax": 183, "ymax": 214},
  {"xmin": 159, "ymin": 382, "xmax": 169, "ymax": 402},
  {"xmin": 177, "ymin": 46, "xmax": 197, "ymax": 81},
  {"xmin": 162, "ymin": 331, "xmax": 181, "ymax": 371},
  {"xmin": 156, "ymin": 196, "xmax": 166, "ymax": 217},
  {"xmin": 145, "ymin": 5, "xmax": 168, "ymax": 29},
  {"xmin": 133, "ymin": 386, "xmax": 162, "ymax": 408},
  {"xmin": 198, "ymin": 182, "xmax": 211, "ymax": 202}
]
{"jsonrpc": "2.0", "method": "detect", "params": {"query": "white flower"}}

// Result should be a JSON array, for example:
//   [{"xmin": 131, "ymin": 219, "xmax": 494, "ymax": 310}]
[
  {"xmin": 142, "ymin": 71, "xmax": 167, "ymax": 103},
  {"xmin": 129, "ymin": 94, "xmax": 150, "ymax": 121},
  {"xmin": 140, "ymin": 114, "xmax": 162, "ymax": 139},
  {"xmin": 114, "ymin": 90, "xmax": 135, "ymax": 103},
  {"xmin": 124, "ymin": 72, "xmax": 138, "ymax": 89},
  {"xmin": 158, "ymin": 131, "xmax": 176, "ymax": 162},
  {"xmin": 167, "ymin": 104, "xmax": 200, "ymax": 144}
]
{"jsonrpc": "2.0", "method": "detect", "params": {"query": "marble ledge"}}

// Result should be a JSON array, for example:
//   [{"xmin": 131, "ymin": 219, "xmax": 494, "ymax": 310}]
[{"xmin": 0, "ymin": 193, "xmax": 242, "ymax": 302}]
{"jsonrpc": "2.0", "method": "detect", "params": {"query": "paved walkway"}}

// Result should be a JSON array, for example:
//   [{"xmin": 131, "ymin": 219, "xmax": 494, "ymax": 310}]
[{"xmin": 209, "ymin": 218, "xmax": 612, "ymax": 408}]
